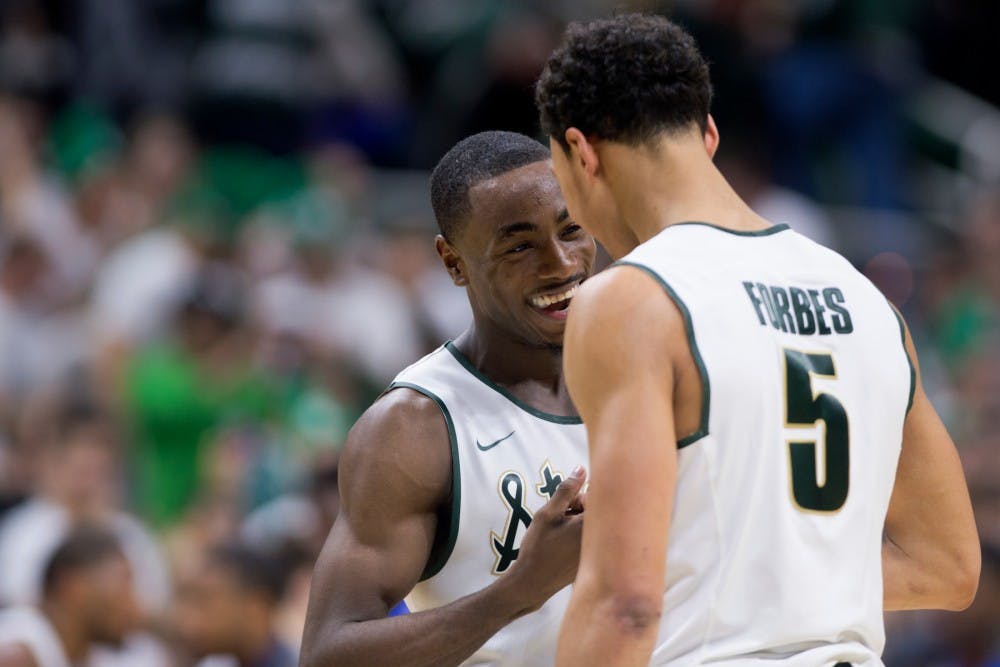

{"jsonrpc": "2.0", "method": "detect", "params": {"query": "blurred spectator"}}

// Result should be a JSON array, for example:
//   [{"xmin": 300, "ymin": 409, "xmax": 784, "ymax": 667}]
[
  {"xmin": 72, "ymin": 111, "xmax": 195, "ymax": 250},
  {"xmin": 71, "ymin": 0, "xmax": 198, "ymax": 112},
  {"xmin": 716, "ymin": 137, "xmax": 839, "ymax": 249},
  {"xmin": 0, "ymin": 402, "xmax": 170, "ymax": 615},
  {"xmin": 0, "ymin": 234, "xmax": 91, "ymax": 426},
  {"xmin": 0, "ymin": 1, "xmax": 73, "ymax": 104},
  {"xmin": 172, "ymin": 543, "xmax": 296, "ymax": 667},
  {"xmin": 921, "ymin": 190, "xmax": 1000, "ymax": 372},
  {"xmin": 241, "ymin": 450, "xmax": 340, "ymax": 560},
  {"xmin": 305, "ymin": 1, "xmax": 411, "ymax": 165},
  {"xmin": 380, "ymin": 226, "xmax": 455, "ymax": 338},
  {"xmin": 0, "ymin": 526, "xmax": 141, "ymax": 667},
  {"xmin": 189, "ymin": 0, "xmax": 315, "ymax": 153},
  {"xmin": 0, "ymin": 98, "xmax": 100, "ymax": 300},
  {"xmin": 239, "ymin": 453, "xmax": 343, "ymax": 652},
  {"xmin": 408, "ymin": 8, "xmax": 560, "ymax": 166},
  {"xmin": 162, "ymin": 494, "xmax": 243, "ymax": 594},
  {"xmin": 253, "ymin": 231, "xmax": 423, "ymax": 388},
  {"xmin": 363, "ymin": 162, "xmax": 472, "ymax": 342},
  {"xmin": 124, "ymin": 264, "xmax": 274, "ymax": 527},
  {"xmin": 0, "ymin": 236, "xmax": 52, "ymax": 401}
]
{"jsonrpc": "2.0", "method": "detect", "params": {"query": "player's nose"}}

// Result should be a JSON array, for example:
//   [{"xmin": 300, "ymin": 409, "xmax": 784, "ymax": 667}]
[{"xmin": 536, "ymin": 238, "xmax": 577, "ymax": 281}]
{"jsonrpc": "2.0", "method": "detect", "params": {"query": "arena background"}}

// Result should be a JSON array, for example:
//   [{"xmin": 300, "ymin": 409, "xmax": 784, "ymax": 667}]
[{"xmin": 0, "ymin": 0, "xmax": 997, "ymax": 664}]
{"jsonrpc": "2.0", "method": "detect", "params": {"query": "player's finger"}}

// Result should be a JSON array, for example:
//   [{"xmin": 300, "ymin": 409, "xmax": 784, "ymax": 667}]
[{"xmin": 547, "ymin": 465, "xmax": 587, "ymax": 513}]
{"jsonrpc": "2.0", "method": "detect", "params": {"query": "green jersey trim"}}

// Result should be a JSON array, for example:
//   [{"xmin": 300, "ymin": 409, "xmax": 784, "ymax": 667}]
[
  {"xmin": 615, "ymin": 261, "xmax": 711, "ymax": 448},
  {"xmin": 888, "ymin": 305, "xmax": 916, "ymax": 414},
  {"xmin": 669, "ymin": 221, "xmax": 791, "ymax": 237},
  {"xmin": 387, "ymin": 381, "xmax": 461, "ymax": 581},
  {"xmin": 444, "ymin": 341, "xmax": 583, "ymax": 425}
]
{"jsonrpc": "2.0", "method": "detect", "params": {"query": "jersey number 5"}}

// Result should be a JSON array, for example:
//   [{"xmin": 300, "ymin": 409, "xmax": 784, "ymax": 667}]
[{"xmin": 783, "ymin": 349, "xmax": 849, "ymax": 512}]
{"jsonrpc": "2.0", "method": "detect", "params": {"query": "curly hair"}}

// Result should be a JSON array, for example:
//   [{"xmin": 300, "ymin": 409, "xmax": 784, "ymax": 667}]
[
  {"xmin": 535, "ymin": 14, "xmax": 712, "ymax": 150},
  {"xmin": 430, "ymin": 131, "xmax": 550, "ymax": 241}
]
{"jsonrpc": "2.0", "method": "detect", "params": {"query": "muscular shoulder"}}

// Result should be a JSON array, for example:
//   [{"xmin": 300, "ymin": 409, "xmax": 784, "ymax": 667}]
[
  {"xmin": 567, "ymin": 264, "xmax": 685, "ymax": 367},
  {"xmin": 339, "ymin": 387, "xmax": 453, "ymax": 523}
]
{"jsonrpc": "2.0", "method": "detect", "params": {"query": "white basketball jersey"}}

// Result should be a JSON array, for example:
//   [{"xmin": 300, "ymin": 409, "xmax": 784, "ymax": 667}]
[
  {"xmin": 390, "ymin": 342, "xmax": 588, "ymax": 666},
  {"xmin": 620, "ymin": 223, "xmax": 913, "ymax": 666},
  {"xmin": 0, "ymin": 606, "xmax": 71, "ymax": 667}
]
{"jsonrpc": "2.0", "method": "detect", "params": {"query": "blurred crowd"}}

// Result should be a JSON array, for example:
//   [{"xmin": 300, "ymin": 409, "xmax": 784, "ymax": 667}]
[{"xmin": 0, "ymin": 1, "xmax": 995, "ymax": 666}]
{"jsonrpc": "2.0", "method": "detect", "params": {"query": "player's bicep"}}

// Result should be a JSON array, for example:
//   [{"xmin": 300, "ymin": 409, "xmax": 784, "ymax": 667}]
[
  {"xmin": 304, "ymin": 390, "xmax": 451, "ymax": 627},
  {"xmin": 883, "ymin": 310, "xmax": 978, "ymax": 604},
  {"xmin": 309, "ymin": 504, "xmax": 435, "ymax": 622}
]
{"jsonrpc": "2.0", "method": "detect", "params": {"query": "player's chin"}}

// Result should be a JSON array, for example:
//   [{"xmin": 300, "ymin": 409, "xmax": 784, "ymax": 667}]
[{"xmin": 525, "ymin": 307, "xmax": 569, "ymax": 344}]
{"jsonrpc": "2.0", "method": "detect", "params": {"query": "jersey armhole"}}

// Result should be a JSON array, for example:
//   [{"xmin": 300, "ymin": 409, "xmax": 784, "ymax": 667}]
[
  {"xmin": 385, "ymin": 382, "xmax": 461, "ymax": 581},
  {"xmin": 887, "ymin": 304, "xmax": 917, "ymax": 414},
  {"xmin": 613, "ymin": 261, "xmax": 711, "ymax": 448}
]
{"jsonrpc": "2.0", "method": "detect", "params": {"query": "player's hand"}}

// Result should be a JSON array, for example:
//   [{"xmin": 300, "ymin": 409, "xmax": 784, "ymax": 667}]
[{"xmin": 505, "ymin": 465, "xmax": 587, "ymax": 612}]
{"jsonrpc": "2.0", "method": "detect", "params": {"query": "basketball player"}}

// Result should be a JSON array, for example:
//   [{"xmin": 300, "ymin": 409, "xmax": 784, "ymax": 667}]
[
  {"xmin": 299, "ymin": 131, "xmax": 595, "ymax": 667},
  {"xmin": 534, "ymin": 14, "xmax": 981, "ymax": 666}
]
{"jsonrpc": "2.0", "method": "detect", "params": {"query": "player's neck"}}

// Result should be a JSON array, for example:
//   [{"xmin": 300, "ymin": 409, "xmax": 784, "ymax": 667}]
[
  {"xmin": 453, "ymin": 326, "xmax": 568, "ymax": 402},
  {"xmin": 603, "ymin": 138, "xmax": 769, "ymax": 256}
]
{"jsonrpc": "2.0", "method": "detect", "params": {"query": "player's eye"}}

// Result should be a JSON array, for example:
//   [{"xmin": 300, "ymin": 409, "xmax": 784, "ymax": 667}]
[
  {"xmin": 561, "ymin": 223, "xmax": 582, "ymax": 237},
  {"xmin": 506, "ymin": 243, "xmax": 531, "ymax": 254}
]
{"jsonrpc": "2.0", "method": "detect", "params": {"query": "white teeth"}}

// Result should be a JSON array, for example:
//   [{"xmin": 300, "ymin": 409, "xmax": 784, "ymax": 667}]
[{"xmin": 530, "ymin": 284, "xmax": 579, "ymax": 308}]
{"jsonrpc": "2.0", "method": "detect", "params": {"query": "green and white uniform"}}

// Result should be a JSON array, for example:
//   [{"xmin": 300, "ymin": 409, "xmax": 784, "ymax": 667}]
[
  {"xmin": 620, "ymin": 223, "xmax": 913, "ymax": 666},
  {"xmin": 390, "ymin": 341, "xmax": 587, "ymax": 667}
]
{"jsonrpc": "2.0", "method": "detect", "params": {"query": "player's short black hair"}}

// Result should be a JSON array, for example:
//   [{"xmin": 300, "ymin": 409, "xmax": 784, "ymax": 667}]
[
  {"xmin": 50, "ymin": 399, "xmax": 114, "ymax": 447},
  {"xmin": 430, "ymin": 131, "xmax": 550, "ymax": 241},
  {"xmin": 207, "ymin": 542, "xmax": 286, "ymax": 603},
  {"xmin": 536, "ymin": 14, "xmax": 712, "ymax": 150},
  {"xmin": 42, "ymin": 525, "xmax": 124, "ymax": 597}
]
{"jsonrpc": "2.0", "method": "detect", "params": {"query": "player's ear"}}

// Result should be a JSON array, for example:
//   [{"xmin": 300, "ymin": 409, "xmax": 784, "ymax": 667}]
[
  {"xmin": 704, "ymin": 114, "xmax": 720, "ymax": 158},
  {"xmin": 436, "ymin": 234, "xmax": 468, "ymax": 286},
  {"xmin": 564, "ymin": 127, "xmax": 600, "ymax": 180}
]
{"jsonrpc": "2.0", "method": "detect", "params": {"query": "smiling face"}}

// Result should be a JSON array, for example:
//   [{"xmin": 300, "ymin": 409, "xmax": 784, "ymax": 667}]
[
  {"xmin": 82, "ymin": 553, "xmax": 140, "ymax": 646},
  {"xmin": 439, "ymin": 160, "xmax": 596, "ymax": 348}
]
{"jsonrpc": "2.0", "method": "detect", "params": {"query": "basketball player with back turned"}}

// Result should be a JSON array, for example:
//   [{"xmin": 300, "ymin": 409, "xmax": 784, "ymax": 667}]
[
  {"xmin": 534, "ymin": 14, "xmax": 980, "ymax": 666},
  {"xmin": 299, "ymin": 131, "xmax": 595, "ymax": 667}
]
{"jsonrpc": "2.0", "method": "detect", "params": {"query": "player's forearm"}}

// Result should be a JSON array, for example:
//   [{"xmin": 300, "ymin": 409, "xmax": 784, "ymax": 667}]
[
  {"xmin": 300, "ymin": 576, "xmax": 535, "ymax": 667},
  {"xmin": 556, "ymin": 586, "xmax": 661, "ymax": 667},
  {"xmin": 882, "ymin": 532, "xmax": 980, "ymax": 611}
]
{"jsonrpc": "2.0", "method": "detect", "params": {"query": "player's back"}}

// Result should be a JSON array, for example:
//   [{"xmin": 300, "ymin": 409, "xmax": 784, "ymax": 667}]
[{"xmin": 620, "ymin": 223, "xmax": 913, "ymax": 666}]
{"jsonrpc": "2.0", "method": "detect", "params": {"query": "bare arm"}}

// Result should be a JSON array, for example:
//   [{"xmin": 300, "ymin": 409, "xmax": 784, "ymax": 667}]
[
  {"xmin": 556, "ymin": 267, "xmax": 682, "ymax": 667},
  {"xmin": 882, "ymin": 312, "xmax": 980, "ymax": 611},
  {"xmin": 0, "ymin": 644, "xmax": 38, "ymax": 667},
  {"xmin": 299, "ymin": 388, "xmax": 586, "ymax": 667}
]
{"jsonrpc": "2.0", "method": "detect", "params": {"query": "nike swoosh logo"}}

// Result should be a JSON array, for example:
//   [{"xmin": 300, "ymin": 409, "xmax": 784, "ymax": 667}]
[{"xmin": 476, "ymin": 431, "xmax": 515, "ymax": 452}]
